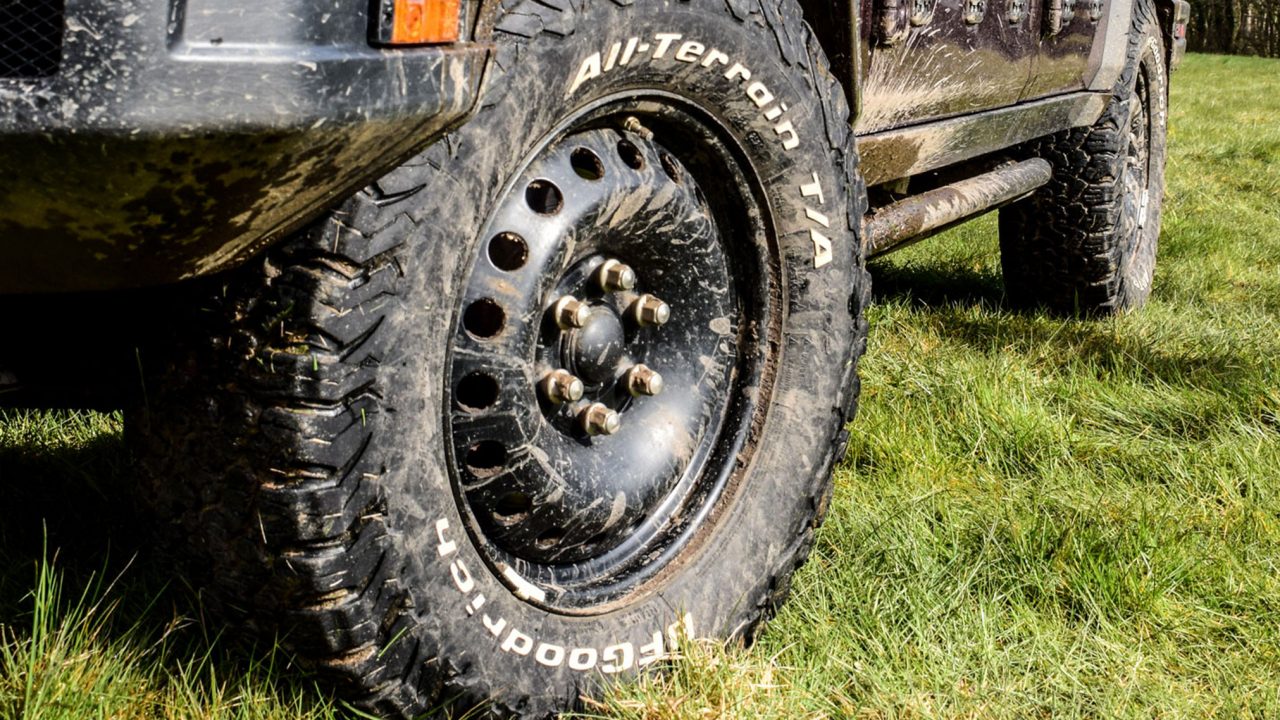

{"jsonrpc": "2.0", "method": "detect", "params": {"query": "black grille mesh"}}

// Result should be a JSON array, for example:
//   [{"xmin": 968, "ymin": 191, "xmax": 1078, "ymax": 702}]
[{"xmin": 1, "ymin": 0, "xmax": 66, "ymax": 79}]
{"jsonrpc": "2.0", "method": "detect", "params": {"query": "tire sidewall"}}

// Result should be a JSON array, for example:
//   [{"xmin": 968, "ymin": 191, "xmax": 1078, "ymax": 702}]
[
  {"xmin": 1119, "ymin": 8, "xmax": 1168, "ymax": 305},
  {"xmin": 371, "ymin": 1, "xmax": 860, "ymax": 710}
]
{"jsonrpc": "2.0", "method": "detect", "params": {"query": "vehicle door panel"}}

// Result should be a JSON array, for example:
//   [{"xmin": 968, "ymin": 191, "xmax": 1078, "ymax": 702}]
[
  {"xmin": 1022, "ymin": 0, "xmax": 1110, "ymax": 100},
  {"xmin": 856, "ymin": 0, "xmax": 1037, "ymax": 134}
]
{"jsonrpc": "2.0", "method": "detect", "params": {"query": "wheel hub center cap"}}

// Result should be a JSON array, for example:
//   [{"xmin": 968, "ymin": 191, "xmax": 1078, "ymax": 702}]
[{"xmin": 567, "ymin": 307, "xmax": 627, "ymax": 386}]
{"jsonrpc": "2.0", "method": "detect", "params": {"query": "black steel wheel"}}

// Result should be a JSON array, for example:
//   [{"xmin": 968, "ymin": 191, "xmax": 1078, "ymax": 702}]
[
  {"xmin": 132, "ymin": 1, "xmax": 870, "ymax": 717},
  {"xmin": 448, "ymin": 113, "xmax": 774, "ymax": 611}
]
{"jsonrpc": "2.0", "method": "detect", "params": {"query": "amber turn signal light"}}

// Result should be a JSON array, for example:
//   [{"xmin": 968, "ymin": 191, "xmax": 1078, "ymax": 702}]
[{"xmin": 373, "ymin": 0, "xmax": 462, "ymax": 46}]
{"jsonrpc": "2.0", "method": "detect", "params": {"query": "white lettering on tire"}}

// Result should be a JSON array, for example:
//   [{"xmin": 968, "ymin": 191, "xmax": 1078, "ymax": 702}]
[
  {"xmin": 501, "ymin": 628, "xmax": 534, "ymax": 655},
  {"xmin": 569, "ymin": 647, "xmax": 599, "ymax": 671},
  {"xmin": 675, "ymin": 40, "xmax": 706, "ymax": 63},
  {"xmin": 450, "ymin": 560, "xmax": 475, "ymax": 593},
  {"xmin": 566, "ymin": 32, "xmax": 799, "ymax": 155},
  {"xmin": 536, "ymin": 643, "xmax": 566, "ymax": 668},
  {"xmin": 434, "ymin": 517, "xmax": 697, "ymax": 673},
  {"xmin": 602, "ymin": 642, "xmax": 635, "ymax": 674},
  {"xmin": 801, "ymin": 173, "xmax": 834, "ymax": 268}
]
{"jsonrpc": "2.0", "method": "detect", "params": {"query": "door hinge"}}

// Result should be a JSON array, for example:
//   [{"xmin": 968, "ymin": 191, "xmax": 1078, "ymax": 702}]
[
  {"xmin": 1044, "ymin": 0, "xmax": 1079, "ymax": 34},
  {"xmin": 876, "ymin": 0, "xmax": 910, "ymax": 46}
]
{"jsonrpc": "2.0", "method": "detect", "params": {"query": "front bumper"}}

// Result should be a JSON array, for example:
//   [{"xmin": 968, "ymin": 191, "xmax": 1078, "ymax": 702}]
[{"xmin": 0, "ymin": 0, "xmax": 487, "ymax": 293}]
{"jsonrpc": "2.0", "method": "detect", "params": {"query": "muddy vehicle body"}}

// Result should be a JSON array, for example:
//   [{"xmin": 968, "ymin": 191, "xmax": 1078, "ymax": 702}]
[{"xmin": 1, "ymin": 0, "xmax": 1188, "ymax": 716}]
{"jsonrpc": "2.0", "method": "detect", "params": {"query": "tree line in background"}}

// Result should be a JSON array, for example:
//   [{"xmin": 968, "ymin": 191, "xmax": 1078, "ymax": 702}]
[{"xmin": 1187, "ymin": 0, "xmax": 1280, "ymax": 57}]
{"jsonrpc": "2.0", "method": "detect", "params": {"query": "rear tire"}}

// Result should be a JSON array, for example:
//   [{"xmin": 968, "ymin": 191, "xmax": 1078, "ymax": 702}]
[
  {"xmin": 132, "ymin": 2, "xmax": 870, "ymax": 717},
  {"xmin": 999, "ymin": 0, "xmax": 1168, "ymax": 315}
]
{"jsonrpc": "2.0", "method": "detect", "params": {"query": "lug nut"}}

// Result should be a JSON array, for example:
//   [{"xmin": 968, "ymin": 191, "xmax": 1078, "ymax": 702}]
[
  {"xmin": 596, "ymin": 259, "xmax": 637, "ymax": 292},
  {"xmin": 578, "ymin": 403, "xmax": 621, "ymax": 436},
  {"xmin": 631, "ymin": 294, "xmax": 671, "ymax": 327},
  {"xmin": 623, "ymin": 364, "xmax": 664, "ymax": 397},
  {"xmin": 540, "ymin": 369, "xmax": 585, "ymax": 405},
  {"xmin": 552, "ymin": 295, "xmax": 591, "ymax": 330}
]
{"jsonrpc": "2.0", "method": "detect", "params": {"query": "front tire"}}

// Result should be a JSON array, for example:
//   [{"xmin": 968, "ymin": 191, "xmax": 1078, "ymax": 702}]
[{"xmin": 133, "ymin": 1, "xmax": 869, "ymax": 717}]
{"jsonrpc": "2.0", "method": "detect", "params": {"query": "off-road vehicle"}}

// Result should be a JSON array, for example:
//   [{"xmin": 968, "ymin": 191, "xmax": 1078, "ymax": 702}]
[{"xmin": 0, "ymin": 0, "xmax": 1189, "ymax": 716}]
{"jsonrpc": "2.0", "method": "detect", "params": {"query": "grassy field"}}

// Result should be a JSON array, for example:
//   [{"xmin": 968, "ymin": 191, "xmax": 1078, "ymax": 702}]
[{"xmin": 1, "ymin": 53, "xmax": 1278, "ymax": 718}]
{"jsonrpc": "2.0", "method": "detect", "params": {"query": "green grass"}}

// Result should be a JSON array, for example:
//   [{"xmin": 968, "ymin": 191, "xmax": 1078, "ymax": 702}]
[{"xmin": 1, "ymin": 53, "xmax": 1277, "ymax": 719}]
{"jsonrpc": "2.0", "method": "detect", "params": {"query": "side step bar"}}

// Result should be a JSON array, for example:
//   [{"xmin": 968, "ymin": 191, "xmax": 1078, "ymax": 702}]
[{"xmin": 864, "ymin": 158, "xmax": 1053, "ymax": 259}]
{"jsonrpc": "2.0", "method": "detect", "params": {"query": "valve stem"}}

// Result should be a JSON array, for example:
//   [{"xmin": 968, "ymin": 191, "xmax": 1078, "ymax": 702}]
[{"xmin": 623, "ymin": 116, "xmax": 655, "ymax": 140}]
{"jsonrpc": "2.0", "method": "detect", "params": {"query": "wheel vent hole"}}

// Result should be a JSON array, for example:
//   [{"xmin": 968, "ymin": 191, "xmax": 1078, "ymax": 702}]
[
  {"xmin": 535, "ymin": 528, "xmax": 564, "ymax": 551},
  {"xmin": 466, "ymin": 441, "xmax": 508, "ymax": 479},
  {"xmin": 660, "ymin": 153, "xmax": 684, "ymax": 184},
  {"xmin": 463, "ymin": 298, "xmax": 505, "ymax": 339},
  {"xmin": 571, "ymin": 148, "xmax": 605, "ymax": 181},
  {"xmin": 456, "ymin": 372, "xmax": 500, "ymax": 412},
  {"xmin": 488, "ymin": 232, "xmax": 528, "ymax": 271},
  {"xmin": 617, "ymin": 140, "xmax": 645, "ymax": 170},
  {"xmin": 525, "ymin": 180, "xmax": 563, "ymax": 215},
  {"xmin": 493, "ymin": 491, "xmax": 532, "ymax": 525}
]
